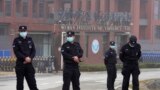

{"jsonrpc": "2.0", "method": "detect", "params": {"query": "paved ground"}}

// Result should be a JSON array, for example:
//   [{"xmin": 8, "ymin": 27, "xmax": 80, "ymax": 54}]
[{"xmin": 0, "ymin": 68, "xmax": 160, "ymax": 90}]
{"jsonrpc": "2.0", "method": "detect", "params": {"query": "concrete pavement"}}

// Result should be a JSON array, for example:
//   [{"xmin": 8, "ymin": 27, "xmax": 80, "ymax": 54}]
[{"xmin": 0, "ymin": 68, "xmax": 160, "ymax": 90}]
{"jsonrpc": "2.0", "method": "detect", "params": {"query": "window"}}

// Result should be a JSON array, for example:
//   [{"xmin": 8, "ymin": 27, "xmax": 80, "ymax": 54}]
[
  {"xmin": 0, "ymin": 0, "xmax": 3, "ymax": 12},
  {"xmin": 5, "ymin": 0, "xmax": 11, "ymax": 16},
  {"xmin": 0, "ymin": 24, "xmax": 10, "ymax": 51},
  {"xmin": 95, "ymin": 0, "xmax": 100, "ymax": 13},
  {"xmin": 85, "ymin": 34, "xmax": 89, "ymax": 57},
  {"xmin": 118, "ymin": 0, "xmax": 131, "ymax": 12},
  {"xmin": 39, "ymin": 0, "xmax": 45, "ymax": 18},
  {"xmin": 22, "ymin": 0, "xmax": 28, "ymax": 17},
  {"xmin": 0, "ymin": 0, "xmax": 3, "ymax": 16},
  {"xmin": 16, "ymin": 0, "xmax": 22, "ymax": 17},
  {"xmin": 140, "ymin": 0, "xmax": 148, "ymax": 19},
  {"xmin": 32, "ymin": 0, "xmax": 38, "ymax": 18},
  {"xmin": 78, "ymin": 0, "xmax": 82, "ymax": 10},
  {"xmin": 155, "ymin": 26, "xmax": 160, "ymax": 40},
  {"xmin": 154, "ymin": 0, "xmax": 160, "ymax": 19},
  {"xmin": 105, "ymin": 0, "xmax": 110, "ymax": 12},
  {"xmin": 86, "ymin": 0, "xmax": 91, "ymax": 11},
  {"xmin": 0, "ymin": 25, "xmax": 8, "ymax": 35},
  {"xmin": 29, "ymin": 32, "xmax": 52, "ymax": 56},
  {"xmin": 103, "ymin": 33, "xmax": 109, "ymax": 54},
  {"xmin": 139, "ymin": 26, "xmax": 147, "ymax": 40}
]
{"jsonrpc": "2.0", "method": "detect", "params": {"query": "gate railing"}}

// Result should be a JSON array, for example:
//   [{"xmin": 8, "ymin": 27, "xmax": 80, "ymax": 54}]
[{"xmin": 0, "ymin": 56, "xmax": 55, "ymax": 73}]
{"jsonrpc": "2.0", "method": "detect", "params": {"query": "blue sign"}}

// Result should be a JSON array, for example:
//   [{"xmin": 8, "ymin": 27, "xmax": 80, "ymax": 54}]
[
  {"xmin": 0, "ymin": 50, "xmax": 11, "ymax": 57},
  {"xmin": 0, "ymin": 51, "xmax": 3, "ymax": 57}
]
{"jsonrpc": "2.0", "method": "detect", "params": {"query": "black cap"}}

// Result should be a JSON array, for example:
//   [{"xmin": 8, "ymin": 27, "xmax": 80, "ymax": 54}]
[
  {"xmin": 129, "ymin": 35, "xmax": 137, "ymax": 43},
  {"xmin": 110, "ymin": 41, "xmax": 115, "ymax": 46},
  {"xmin": 19, "ymin": 26, "xmax": 27, "ymax": 32},
  {"xmin": 67, "ymin": 31, "xmax": 75, "ymax": 37}
]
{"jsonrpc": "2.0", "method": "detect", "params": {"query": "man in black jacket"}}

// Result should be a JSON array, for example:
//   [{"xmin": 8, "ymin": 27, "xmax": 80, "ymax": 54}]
[
  {"xmin": 104, "ymin": 41, "xmax": 117, "ymax": 90},
  {"xmin": 61, "ymin": 31, "xmax": 83, "ymax": 90},
  {"xmin": 119, "ymin": 35, "xmax": 141, "ymax": 90},
  {"xmin": 12, "ymin": 26, "xmax": 38, "ymax": 90}
]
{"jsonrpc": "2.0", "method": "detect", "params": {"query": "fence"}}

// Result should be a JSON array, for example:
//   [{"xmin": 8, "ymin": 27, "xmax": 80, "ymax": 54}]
[
  {"xmin": 141, "ymin": 53, "xmax": 160, "ymax": 63},
  {"xmin": 0, "ymin": 56, "xmax": 55, "ymax": 73},
  {"xmin": 1, "ymin": 54, "xmax": 160, "ymax": 73}
]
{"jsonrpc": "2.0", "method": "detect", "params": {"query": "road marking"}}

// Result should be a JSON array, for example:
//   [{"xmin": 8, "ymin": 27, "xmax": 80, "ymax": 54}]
[
  {"xmin": 95, "ymin": 80, "xmax": 105, "ymax": 83},
  {"xmin": 115, "ymin": 84, "xmax": 132, "ymax": 90},
  {"xmin": 55, "ymin": 81, "xmax": 63, "ymax": 84},
  {"xmin": 40, "ymin": 83, "xmax": 49, "ymax": 85},
  {"xmin": 115, "ymin": 84, "xmax": 121, "ymax": 89}
]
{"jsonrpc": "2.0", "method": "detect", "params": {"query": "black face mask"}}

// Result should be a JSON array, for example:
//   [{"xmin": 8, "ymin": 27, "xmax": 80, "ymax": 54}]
[
  {"xmin": 129, "ymin": 41, "xmax": 137, "ymax": 47},
  {"xmin": 129, "ymin": 35, "xmax": 137, "ymax": 47}
]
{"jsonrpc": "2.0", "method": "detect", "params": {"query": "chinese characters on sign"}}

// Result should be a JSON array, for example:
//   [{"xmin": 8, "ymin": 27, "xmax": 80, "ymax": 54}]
[{"xmin": 60, "ymin": 24, "xmax": 131, "ymax": 31}]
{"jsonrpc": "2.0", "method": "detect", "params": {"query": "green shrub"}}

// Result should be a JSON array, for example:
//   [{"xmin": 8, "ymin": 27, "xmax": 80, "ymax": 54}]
[
  {"xmin": 79, "ymin": 63, "xmax": 106, "ymax": 71},
  {"xmin": 79, "ymin": 63, "xmax": 123, "ymax": 71},
  {"xmin": 79, "ymin": 63, "xmax": 160, "ymax": 71},
  {"xmin": 139, "ymin": 63, "xmax": 160, "ymax": 68}
]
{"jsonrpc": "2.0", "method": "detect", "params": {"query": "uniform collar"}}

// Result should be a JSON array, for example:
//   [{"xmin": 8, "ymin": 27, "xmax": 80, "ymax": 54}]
[
  {"xmin": 127, "ymin": 43, "xmax": 137, "ymax": 48},
  {"xmin": 19, "ymin": 35, "xmax": 28, "ymax": 40},
  {"xmin": 109, "ymin": 48, "xmax": 116, "ymax": 51},
  {"xmin": 67, "ymin": 41, "xmax": 75, "ymax": 44}
]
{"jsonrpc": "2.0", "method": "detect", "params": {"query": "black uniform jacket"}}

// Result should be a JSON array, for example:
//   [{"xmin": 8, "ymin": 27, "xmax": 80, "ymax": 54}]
[
  {"xmin": 12, "ymin": 36, "xmax": 36, "ymax": 65},
  {"xmin": 104, "ymin": 48, "xmax": 117, "ymax": 65},
  {"xmin": 119, "ymin": 43, "xmax": 141, "ymax": 64},
  {"xmin": 61, "ymin": 42, "xmax": 83, "ymax": 69}
]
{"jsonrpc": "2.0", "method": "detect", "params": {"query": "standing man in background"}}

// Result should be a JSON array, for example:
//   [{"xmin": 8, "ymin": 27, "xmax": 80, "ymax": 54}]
[
  {"xmin": 104, "ymin": 41, "xmax": 117, "ymax": 90},
  {"xmin": 119, "ymin": 35, "xmax": 141, "ymax": 90},
  {"xmin": 61, "ymin": 31, "xmax": 83, "ymax": 90},
  {"xmin": 12, "ymin": 26, "xmax": 38, "ymax": 90}
]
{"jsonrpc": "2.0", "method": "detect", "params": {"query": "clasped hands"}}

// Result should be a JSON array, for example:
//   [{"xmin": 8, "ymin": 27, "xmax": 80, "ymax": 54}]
[
  {"xmin": 23, "ymin": 57, "xmax": 31, "ymax": 64},
  {"xmin": 72, "ymin": 56, "xmax": 82, "ymax": 63}
]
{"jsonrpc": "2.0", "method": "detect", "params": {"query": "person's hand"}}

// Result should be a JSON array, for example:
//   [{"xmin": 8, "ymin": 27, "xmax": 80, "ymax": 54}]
[
  {"xmin": 24, "ymin": 57, "xmax": 31, "ymax": 64},
  {"xmin": 79, "ymin": 59, "xmax": 84, "ymax": 62},
  {"xmin": 72, "ymin": 56, "xmax": 79, "ymax": 63}
]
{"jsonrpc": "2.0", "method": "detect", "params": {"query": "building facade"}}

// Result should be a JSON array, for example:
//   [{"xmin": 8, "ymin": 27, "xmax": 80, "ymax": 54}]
[
  {"xmin": 0, "ymin": 0, "xmax": 57, "ymax": 57},
  {"xmin": 0, "ymin": 0, "xmax": 159, "ymax": 67}
]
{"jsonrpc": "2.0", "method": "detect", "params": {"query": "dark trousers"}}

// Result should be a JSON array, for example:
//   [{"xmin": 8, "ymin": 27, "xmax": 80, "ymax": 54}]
[
  {"xmin": 106, "ymin": 65, "xmax": 117, "ymax": 90},
  {"xmin": 62, "ymin": 68, "xmax": 81, "ymax": 90},
  {"xmin": 122, "ymin": 64, "xmax": 140, "ymax": 90},
  {"xmin": 16, "ymin": 64, "xmax": 38, "ymax": 90}
]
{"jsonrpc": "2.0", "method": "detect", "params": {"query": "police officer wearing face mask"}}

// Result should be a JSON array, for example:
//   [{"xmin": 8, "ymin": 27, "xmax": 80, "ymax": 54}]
[
  {"xmin": 61, "ymin": 31, "xmax": 83, "ymax": 90},
  {"xmin": 119, "ymin": 35, "xmax": 141, "ymax": 90},
  {"xmin": 104, "ymin": 41, "xmax": 117, "ymax": 90},
  {"xmin": 12, "ymin": 26, "xmax": 38, "ymax": 90}
]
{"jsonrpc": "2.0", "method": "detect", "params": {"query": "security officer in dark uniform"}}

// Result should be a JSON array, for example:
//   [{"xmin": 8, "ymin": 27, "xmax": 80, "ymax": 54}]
[
  {"xmin": 104, "ymin": 41, "xmax": 117, "ymax": 90},
  {"xmin": 119, "ymin": 35, "xmax": 141, "ymax": 90},
  {"xmin": 61, "ymin": 31, "xmax": 83, "ymax": 90},
  {"xmin": 12, "ymin": 26, "xmax": 38, "ymax": 90}
]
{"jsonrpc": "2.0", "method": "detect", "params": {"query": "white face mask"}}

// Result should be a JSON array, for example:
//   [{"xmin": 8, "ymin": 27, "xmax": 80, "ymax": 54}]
[
  {"xmin": 110, "ymin": 46, "xmax": 116, "ymax": 49},
  {"xmin": 67, "ymin": 37, "xmax": 75, "ymax": 42},
  {"xmin": 19, "ymin": 32, "xmax": 27, "ymax": 39}
]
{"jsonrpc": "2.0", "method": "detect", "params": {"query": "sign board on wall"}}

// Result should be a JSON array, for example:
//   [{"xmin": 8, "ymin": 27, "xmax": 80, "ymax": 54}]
[
  {"xmin": 91, "ymin": 39, "xmax": 100, "ymax": 54},
  {"xmin": 0, "ymin": 50, "xmax": 11, "ymax": 57},
  {"xmin": 60, "ymin": 24, "xmax": 131, "ymax": 32}
]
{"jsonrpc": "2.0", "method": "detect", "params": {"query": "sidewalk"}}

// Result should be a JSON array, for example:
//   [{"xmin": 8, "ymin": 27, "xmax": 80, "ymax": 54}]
[{"xmin": 0, "ymin": 72, "xmax": 15, "ymax": 76}]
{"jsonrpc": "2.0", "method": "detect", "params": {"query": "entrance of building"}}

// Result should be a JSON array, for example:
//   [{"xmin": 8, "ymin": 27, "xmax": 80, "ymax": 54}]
[
  {"xmin": 115, "ymin": 32, "xmax": 130, "ymax": 54},
  {"xmin": 60, "ymin": 31, "xmax": 80, "ymax": 69},
  {"xmin": 29, "ymin": 32, "xmax": 52, "ymax": 56}
]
